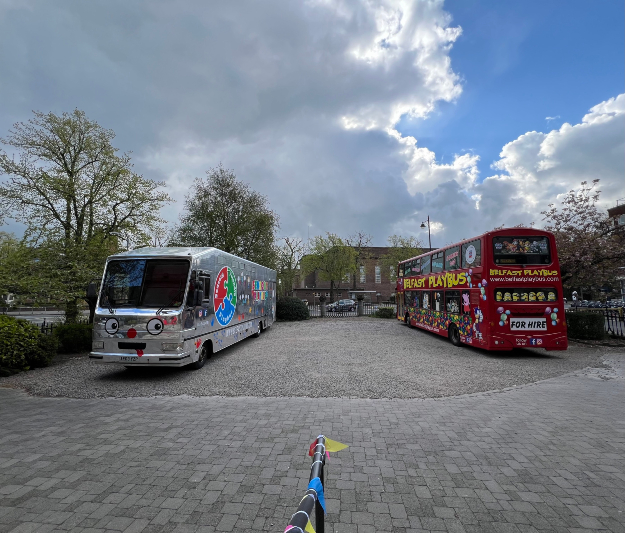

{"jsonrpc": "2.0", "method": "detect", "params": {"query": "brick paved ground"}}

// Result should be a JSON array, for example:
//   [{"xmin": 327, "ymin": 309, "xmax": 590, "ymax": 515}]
[{"xmin": 1, "ymin": 353, "xmax": 624, "ymax": 533}]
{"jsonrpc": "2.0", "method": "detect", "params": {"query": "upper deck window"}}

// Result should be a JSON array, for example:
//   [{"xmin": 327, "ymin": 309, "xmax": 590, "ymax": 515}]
[
  {"xmin": 444, "ymin": 247, "xmax": 460, "ymax": 271},
  {"xmin": 420, "ymin": 255, "xmax": 431, "ymax": 275},
  {"xmin": 431, "ymin": 252, "xmax": 444, "ymax": 273},
  {"xmin": 492, "ymin": 236, "xmax": 551, "ymax": 265}
]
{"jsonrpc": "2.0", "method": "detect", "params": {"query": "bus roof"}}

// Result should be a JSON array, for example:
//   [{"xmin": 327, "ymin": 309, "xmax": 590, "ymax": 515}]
[
  {"xmin": 400, "ymin": 227, "xmax": 555, "ymax": 264},
  {"xmin": 107, "ymin": 247, "xmax": 275, "ymax": 272}
]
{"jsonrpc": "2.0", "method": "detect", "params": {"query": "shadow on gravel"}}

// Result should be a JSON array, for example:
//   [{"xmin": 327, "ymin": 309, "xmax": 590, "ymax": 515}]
[
  {"xmin": 406, "ymin": 324, "xmax": 561, "ymax": 360},
  {"xmin": 92, "ymin": 340, "xmax": 243, "ymax": 382}
]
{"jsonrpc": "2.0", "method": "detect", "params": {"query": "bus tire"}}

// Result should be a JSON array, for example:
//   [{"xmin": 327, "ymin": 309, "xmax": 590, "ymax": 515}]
[
  {"xmin": 252, "ymin": 321, "xmax": 262, "ymax": 338},
  {"xmin": 448, "ymin": 324, "xmax": 462, "ymax": 347},
  {"xmin": 405, "ymin": 313, "xmax": 411, "ymax": 327},
  {"xmin": 189, "ymin": 342, "xmax": 210, "ymax": 370}
]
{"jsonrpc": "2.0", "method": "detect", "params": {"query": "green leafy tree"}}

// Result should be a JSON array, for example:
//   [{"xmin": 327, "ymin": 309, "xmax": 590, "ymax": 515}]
[
  {"xmin": 0, "ymin": 109, "xmax": 172, "ymax": 321},
  {"xmin": 380, "ymin": 235, "xmax": 424, "ymax": 282},
  {"xmin": 0, "ymin": 233, "xmax": 34, "ymax": 304},
  {"xmin": 171, "ymin": 164, "xmax": 279, "ymax": 268},
  {"xmin": 300, "ymin": 233, "xmax": 356, "ymax": 302},
  {"xmin": 276, "ymin": 237, "xmax": 305, "ymax": 298},
  {"xmin": 542, "ymin": 180, "xmax": 625, "ymax": 298}
]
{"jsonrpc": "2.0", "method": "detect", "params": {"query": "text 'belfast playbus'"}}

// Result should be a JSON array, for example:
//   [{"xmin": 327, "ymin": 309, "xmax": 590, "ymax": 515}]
[{"xmin": 396, "ymin": 229, "xmax": 568, "ymax": 351}]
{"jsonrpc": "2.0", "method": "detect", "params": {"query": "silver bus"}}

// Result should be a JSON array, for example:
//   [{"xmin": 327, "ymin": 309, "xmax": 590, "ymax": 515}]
[{"xmin": 90, "ymin": 247, "xmax": 276, "ymax": 369}]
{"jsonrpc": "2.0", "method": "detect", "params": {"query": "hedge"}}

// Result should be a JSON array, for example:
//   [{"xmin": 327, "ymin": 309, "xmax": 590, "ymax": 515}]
[
  {"xmin": 276, "ymin": 297, "xmax": 310, "ymax": 321},
  {"xmin": 372, "ymin": 307, "xmax": 396, "ymax": 319},
  {"xmin": 53, "ymin": 323, "xmax": 93, "ymax": 353},
  {"xmin": 565, "ymin": 312, "xmax": 605, "ymax": 340},
  {"xmin": 0, "ymin": 315, "xmax": 58, "ymax": 375}
]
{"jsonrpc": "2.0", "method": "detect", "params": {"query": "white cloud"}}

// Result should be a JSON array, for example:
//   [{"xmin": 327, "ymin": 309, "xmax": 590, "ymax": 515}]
[
  {"xmin": 386, "ymin": 93, "xmax": 624, "ymax": 246},
  {"xmin": 0, "ymin": 0, "xmax": 622, "ymax": 251}
]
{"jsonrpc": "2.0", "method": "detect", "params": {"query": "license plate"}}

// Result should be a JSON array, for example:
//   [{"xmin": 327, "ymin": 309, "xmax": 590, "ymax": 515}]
[
  {"xmin": 118, "ymin": 356, "xmax": 146, "ymax": 363},
  {"xmin": 510, "ymin": 318, "xmax": 547, "ymax": 331}
]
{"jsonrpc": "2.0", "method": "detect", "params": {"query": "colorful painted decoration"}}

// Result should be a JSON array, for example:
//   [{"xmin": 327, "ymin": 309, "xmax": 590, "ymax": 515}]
[
  {"xmin": 147, "ymin": 318, "xmax": 164, "ymax": 335},
  {"xmin": 307, "ymin": 477, "xmax": 326, "ymax": 515},
  {"xmin": 214, "ymin": 266, "xmax": 237, "ymax": 326},
  {"xmin": 127, "ymin": 328, "xmax": 137, "ymax": 338},
  {"xmin": 105, "ymin": 317, "xmax": 119, "ymax": 335}
]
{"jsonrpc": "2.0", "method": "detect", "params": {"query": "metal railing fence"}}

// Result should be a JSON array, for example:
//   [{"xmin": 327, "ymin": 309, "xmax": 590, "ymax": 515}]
[
  {"xmin": 566, "ymin": 307, "xmax": 625, "ymax": 338},
  {"xmin": 308, "ymin": 303, "xmax": 397, "ymax": 318}
]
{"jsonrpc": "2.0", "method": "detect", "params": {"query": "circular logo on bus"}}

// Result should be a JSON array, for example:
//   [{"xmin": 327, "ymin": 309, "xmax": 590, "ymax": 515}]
[
  {"xmin": 213, "ymin": 266, "xmax": 237, "ymax": 326},
  {"xmin": 465, "ymin": 245, "xmax": 476, "ymax": 265}
]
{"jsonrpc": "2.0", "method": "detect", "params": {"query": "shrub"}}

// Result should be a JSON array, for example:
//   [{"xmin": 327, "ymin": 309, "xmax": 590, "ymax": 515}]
[
  {"xmin": 372, "ymin": 307, "xmax": 396, "ymax": 319},
  {"xmin": 54, "ymin": 323, "xmax": 93, "ymax": 353},
  {"xmin": 565, "ymin": 311, "xmax": 605, "ymax": 340},
  {"xmin": 0, "ymin": 315, "xmax": 58, "ymax": 374},
  {"xmin": 276, "ymin": 297, "xmax": 310, "ymax": 321}
]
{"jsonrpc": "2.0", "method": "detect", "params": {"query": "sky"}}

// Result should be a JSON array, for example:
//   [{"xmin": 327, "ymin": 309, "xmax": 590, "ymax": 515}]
[{"xmin": 0, "ymin": 0, "xmax": 623, "ymax": 248}]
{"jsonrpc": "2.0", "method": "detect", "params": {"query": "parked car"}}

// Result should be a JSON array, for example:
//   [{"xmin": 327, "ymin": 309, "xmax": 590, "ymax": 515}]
[{"xmin": 326, "ymin": 299, "xmax": 356, "ymax": 312}]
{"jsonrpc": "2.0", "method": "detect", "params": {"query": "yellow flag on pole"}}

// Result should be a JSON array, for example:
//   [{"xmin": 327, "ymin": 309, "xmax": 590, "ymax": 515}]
[
  {"xmin": 324, "ymin": 437, "xmax": 348, "ymax": 453},
  {"xmin": 305, "ymin": 519, "xmax": 316, "ymax": 533}
]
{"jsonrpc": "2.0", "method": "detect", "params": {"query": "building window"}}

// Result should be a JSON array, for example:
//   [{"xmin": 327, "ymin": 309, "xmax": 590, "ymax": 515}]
[
  {"xmin": 313, "ymin": 292, "xmax": 320, "ymax": 297},
  {"xmin": 360, "ymin": 265, "xmax": 366, "ymax": 283},
  {"xmin": 343, "ymin": 272, "xmax": 350, "ymax": 283},
  {"xmin": 325, "ymin": 292, "xmax": 330, "ymax": 298},
  {"xmin": 337, "ymin": 292, "xmax": 342, "ymax": 297},
  {"xmin": 375, "ymin": 265, "xmax": 381, "ymax": 283}
]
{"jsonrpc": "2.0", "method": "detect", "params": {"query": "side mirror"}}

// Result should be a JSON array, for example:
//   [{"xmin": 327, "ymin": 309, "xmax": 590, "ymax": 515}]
[
  {"xmin": 195, "ymin": 289, "xmax": 204, "ymax": 306},
  {"xmin": 86, "ymin": 282, "xmax": 97, "ymax": 299}
]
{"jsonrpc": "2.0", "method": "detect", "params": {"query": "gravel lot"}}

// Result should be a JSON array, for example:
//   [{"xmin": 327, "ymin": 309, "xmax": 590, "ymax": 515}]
[{"xmin": 0, "ymin": 317, "xmax": 613, "ymax": 399}]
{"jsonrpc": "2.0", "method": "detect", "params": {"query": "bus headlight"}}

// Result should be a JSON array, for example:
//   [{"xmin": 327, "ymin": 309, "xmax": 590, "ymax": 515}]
[
  {"xmin": 92, "ymin": 341, "xmax": 104, "ymax": 350},
  {"xmin": 162, "ymin": 342, "xmax": 183, "ymax": 351}
]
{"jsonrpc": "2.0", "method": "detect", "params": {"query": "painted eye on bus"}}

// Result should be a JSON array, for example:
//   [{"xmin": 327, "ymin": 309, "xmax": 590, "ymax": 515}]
[
  {"xmin": 105, "ymin": 318, "xmax": 119, "ymax": 335},
  {"xmin": 147, "ymin": 318, "xmax": 164, "ymax": 335}
]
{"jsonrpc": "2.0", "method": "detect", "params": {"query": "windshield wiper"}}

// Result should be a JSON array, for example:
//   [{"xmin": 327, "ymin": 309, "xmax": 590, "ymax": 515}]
[{"xmin": 156, "ymin": 280, "xmax": 185, "ymax": 315}]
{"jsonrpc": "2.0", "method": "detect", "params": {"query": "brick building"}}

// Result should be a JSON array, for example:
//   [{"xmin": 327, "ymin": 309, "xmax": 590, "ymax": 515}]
[
  {"xmin": 608, "ymin": 200, "xmax": 625, "ymax": 300},
  {"xmin": 293, "ymin": 247, "xmax": 397, "ymax": 304}
]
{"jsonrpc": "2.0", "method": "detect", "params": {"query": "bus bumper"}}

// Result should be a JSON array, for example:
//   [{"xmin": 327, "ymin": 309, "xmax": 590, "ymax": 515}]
[
  {"xmin": 489, "ymin": 334, "xmax": 568, "ymax": 351},
  {"xmin": 89, "ymin": 352, "xmax": 192, "ymax": 367}
]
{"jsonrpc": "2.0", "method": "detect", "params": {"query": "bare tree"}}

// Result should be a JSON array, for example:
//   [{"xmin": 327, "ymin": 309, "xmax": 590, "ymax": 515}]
[
  {"xmin": 346, "ymin": 231, "xmax": 373, "ymax": 289},
  {"xmin": 276, "ymin": 237, "xmax": 305, "ymax": 297}
]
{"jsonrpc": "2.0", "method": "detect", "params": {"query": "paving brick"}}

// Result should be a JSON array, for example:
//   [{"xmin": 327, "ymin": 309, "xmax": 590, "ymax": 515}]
[{"xmin": 1, "ymin": 355, "xmax": 624, "ymax": 533}]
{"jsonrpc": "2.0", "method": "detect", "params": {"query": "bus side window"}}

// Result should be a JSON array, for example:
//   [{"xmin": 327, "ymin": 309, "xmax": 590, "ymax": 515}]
[
  {"xmin": 433, "ymin": 291, "xmax": 442, "ymax": 311},
  {"xmin": 445, "ymin": 291, "xmax": 460, "ymax": 314},
  {"xmin": 422, "ymin": 291, "xmax": 430, "ymax": 309}
]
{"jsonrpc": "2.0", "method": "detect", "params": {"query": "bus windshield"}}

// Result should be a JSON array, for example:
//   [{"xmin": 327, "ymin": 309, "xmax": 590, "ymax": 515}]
[
  {"xmin": 492, "ymin": 236, "xmax": 551, "ymax": 265},
  {"xmin": 100, "ymin": 259, "xmax": 190, "ymax": 308}
]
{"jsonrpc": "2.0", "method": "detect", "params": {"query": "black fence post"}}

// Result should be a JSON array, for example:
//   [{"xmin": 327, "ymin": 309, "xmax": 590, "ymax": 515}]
[{"xmin": 316, "ymin": 461, "xmax": 325, "ymax": 533}]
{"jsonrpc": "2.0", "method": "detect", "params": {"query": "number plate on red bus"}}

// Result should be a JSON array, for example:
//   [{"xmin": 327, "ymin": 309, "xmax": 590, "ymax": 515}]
[{"xmin": 510, "ymin": 318, "xmax": 547, "ymax": 331}]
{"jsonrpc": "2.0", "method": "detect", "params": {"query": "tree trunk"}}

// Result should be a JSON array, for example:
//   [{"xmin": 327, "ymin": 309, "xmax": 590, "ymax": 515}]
[{"xmin": 330, "ymin": 280, "xmax": 335, "ymax": 302}]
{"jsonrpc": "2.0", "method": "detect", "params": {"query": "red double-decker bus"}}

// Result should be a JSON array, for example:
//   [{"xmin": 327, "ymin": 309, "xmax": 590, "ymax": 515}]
[{"xmin": 396, "ymin": 229, "xmax": 568, "ymax": 351}]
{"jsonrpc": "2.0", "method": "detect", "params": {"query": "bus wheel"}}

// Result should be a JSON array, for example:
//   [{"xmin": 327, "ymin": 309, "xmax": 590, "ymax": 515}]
[
  {"xmin": 448, "ymin": 324, "xmax": 462, "ymax": 347},
  {"xmin": 252, "ymin": 322, "xmax": 262, "ymax": 338},
  {"xmin": 405, "ymin": 314, "xmax": 411, "ymax": 327},
  {"xmin": 189, "ymin": 343, "xmax": 210, "ymax": 370}
]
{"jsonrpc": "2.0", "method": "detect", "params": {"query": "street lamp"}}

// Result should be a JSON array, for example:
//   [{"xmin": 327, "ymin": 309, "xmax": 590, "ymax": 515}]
[{"xmin": 420, "ymin": 216, "xmax": 432, "ymax": 249}]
